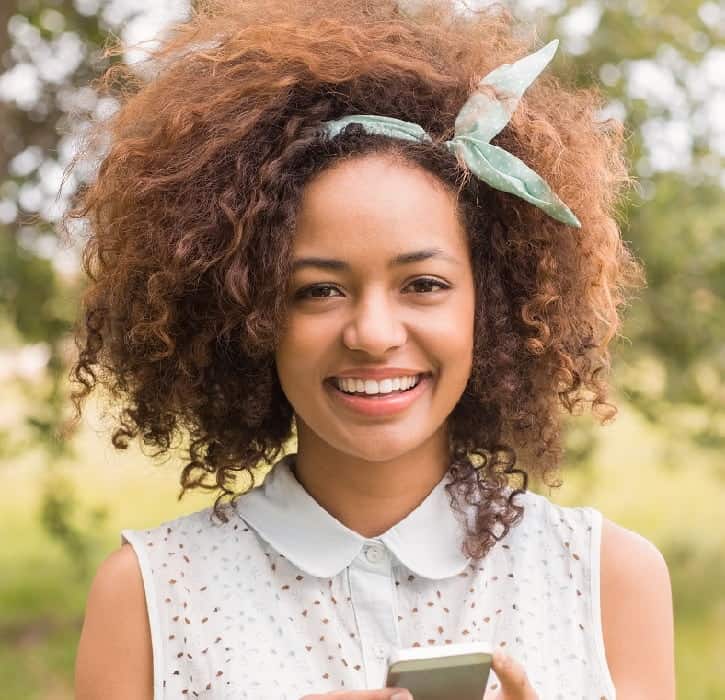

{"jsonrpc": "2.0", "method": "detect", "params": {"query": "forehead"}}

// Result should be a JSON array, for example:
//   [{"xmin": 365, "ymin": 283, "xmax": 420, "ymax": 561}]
[{"xmin": 293, "ymin": 154, "xmax": 467, "ymax": 259}]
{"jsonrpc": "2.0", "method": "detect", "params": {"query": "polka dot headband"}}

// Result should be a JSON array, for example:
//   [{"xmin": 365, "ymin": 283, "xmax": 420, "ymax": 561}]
[{"xmin": 321, "ymin": 39, "xmax": 581, "ymax": 228}]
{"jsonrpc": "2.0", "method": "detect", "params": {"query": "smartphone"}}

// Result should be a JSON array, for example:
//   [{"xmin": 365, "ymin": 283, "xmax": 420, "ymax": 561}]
[{"xmin": 385, "ymin": 641, "xmax": 493, "ymax": 700}]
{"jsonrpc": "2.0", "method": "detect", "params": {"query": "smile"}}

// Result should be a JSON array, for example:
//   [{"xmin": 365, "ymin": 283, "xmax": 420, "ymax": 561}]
[
  {"xmin": 334, "ymin": 374, "xmax": 422, "ymax": 395},
  {"xmin": 325, "ymin": 373, "xmax": 432, "ymax": 417}
]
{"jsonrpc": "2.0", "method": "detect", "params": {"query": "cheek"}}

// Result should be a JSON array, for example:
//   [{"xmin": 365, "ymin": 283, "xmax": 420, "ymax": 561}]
[
  {"xmin": 433, "ymin": 291, "xmax": 475, "ymax": 346},
  {"xmin": 437, "ymin": 294, "xmax": 476, "ymax": 382},
  {"xmin": 274, "ymin": 317, "xmax": 334, "ymax": 390},
  {"xmin": 279, "ymin": 315, "xmax": 335, "ymax": 355}
]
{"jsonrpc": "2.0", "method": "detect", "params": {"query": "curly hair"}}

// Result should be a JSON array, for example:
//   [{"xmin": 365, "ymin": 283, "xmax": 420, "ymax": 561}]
[{"xmin": 64, "ymin": 0, "xmax": 644, "ymax": 560}]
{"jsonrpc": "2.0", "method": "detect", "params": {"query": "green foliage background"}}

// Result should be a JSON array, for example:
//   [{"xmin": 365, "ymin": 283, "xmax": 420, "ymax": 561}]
[{"xmin": 1, "ymin": 0, "xmax": 723, "ymax": 698}]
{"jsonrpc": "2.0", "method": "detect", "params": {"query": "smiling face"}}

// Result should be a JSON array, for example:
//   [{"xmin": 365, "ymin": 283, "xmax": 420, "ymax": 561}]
[{"xmin": 274, "ymin": 153, "xmax": 476, "ymax": 464}]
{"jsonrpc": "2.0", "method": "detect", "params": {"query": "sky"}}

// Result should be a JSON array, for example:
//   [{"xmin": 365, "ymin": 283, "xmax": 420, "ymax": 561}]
[
  {"xmin": 0, "ymin": 0, "xmax": 723, "ymax": 283},
  {"xmin": 1, "ymin": 0, "xmax": 723, "ymax": 222}
]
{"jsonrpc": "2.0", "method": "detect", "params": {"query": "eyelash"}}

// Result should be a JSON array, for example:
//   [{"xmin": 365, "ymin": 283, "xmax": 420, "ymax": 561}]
[{"xmin": 295, "ymin": 277, "xmax": 450, "ymax": 299}]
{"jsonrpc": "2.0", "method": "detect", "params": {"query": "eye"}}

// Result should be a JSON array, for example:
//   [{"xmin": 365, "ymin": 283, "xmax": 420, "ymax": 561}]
[
  {"xmin": 295, "ymin": 284, "xmax": 343, "ymax": 299},
  {"xmin": 294, "ymin": 277, "xmax": 449, "ymax": 300},
  {"xmin": 405, "ymin": 277, "xmax": 450, "ymax": 294}
]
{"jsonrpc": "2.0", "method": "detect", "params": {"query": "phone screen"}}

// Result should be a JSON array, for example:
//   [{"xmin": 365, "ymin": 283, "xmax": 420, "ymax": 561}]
[{"xmin": 386, "ymin": 651, "xmax": 492, "ymax": 700}]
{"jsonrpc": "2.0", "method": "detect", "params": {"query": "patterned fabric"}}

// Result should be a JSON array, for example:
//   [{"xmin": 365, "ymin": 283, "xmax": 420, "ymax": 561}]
[
  {"xmin": 121, "ymin": 453, "xmax": 616, "ymax": 699},
  {"xmin": 321, "ymin": 40, "xmax": 582, "ymax": 229}
]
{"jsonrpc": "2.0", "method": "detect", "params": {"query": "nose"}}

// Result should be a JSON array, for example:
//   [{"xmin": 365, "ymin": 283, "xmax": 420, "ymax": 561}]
[{"xmin": 342, "ymin": 290, "xmax": 407, "ymax": 356}]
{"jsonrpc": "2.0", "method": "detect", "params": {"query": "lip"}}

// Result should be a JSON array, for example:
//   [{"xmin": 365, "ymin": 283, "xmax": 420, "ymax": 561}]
[
  {"xmin": 325, "ymin": 374, "xmax": 431, "ymax": 418},
  {"xmin": 330, "ymin": 367, "xmax": 431, "ymax": 380}
]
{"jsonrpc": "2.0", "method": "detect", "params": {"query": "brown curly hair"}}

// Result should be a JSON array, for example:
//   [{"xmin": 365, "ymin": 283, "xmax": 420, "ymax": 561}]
[{"xmin": 64, "ymin": 0, "xmax": 644, "ymax": 560}]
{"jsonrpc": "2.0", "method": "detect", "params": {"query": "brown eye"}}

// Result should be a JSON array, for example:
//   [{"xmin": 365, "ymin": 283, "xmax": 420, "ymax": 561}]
[
  {"xmin": 296, "ymin": 284, "xmax": 343, "ymax": 299},
  {"xmin": 406, "ymin": 277, "xmax": 449, "ymax": 294}
]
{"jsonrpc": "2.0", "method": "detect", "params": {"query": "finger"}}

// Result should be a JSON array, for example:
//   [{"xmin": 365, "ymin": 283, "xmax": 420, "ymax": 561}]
[
  {"xmin": 492, "ymin": 650, "xmax": 538, "ymax": 699},
  {"xmin": 299, "ymin": 689, "xmax": 413, "ymax": 699}
]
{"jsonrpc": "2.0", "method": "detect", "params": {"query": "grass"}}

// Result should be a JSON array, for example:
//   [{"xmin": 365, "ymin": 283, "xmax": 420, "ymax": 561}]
[{"xmin": 2, "ymin": 390, "xmax": 724, "ymax": 699}]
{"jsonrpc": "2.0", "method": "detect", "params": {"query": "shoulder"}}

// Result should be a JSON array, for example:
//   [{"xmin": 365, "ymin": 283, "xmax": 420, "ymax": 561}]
[
  {"xmin": 75, "ymin": 544, "xmax": 153, "ymax": 700},
  {"xmin": 600, "ymin": 517, "xmax": 675, "ymax": 699},
  {"xmin": 129, "ymin": 505, "xmax": 238, "ymax": 545},
  {"xmin": 510, "ymin": 488, "xmax": 592, "ymax": 536}
]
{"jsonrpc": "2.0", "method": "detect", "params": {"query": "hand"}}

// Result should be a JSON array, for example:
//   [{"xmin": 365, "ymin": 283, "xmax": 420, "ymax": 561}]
[
  {"xmin": 484, "ymin": 650, "xmax": 539, "ymax": 700},
  {"xmin": 301, "ymin": 689, "xmax": 413, "ymax": 700}
]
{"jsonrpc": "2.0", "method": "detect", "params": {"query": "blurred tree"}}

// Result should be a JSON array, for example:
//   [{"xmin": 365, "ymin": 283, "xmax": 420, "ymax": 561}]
[
  {"xmin": 507, "ymin": 0, "xmax": 725, "ymax": 455},
  {"xmin": 0, "ymin": 0, "xmax": 723, "ymax": 569},
  {"xmin": 0, "ymin": 0, "xmax": 119, "ymax": 575}
]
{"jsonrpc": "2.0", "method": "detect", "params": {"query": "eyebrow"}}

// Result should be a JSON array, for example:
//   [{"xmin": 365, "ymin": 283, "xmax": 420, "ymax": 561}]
[{"xmin": 291, "ymin": 247, "xmax": 460, "ymax": 272}]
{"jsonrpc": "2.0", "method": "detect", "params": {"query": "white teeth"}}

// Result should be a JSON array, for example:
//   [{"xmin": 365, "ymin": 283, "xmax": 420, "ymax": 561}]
[{"xmin": 335, "ymin": 374, "xmax": 423, "ymax": 395}]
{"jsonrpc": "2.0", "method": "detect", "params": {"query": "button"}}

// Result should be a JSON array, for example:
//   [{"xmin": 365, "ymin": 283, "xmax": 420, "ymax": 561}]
[
  {"xmin": 364, "ymin": 544, "xmax": 385, "ymax": 564},
  {"xmin": 373, "ymin": 643, "xmax": 387, "ymax": 660}
]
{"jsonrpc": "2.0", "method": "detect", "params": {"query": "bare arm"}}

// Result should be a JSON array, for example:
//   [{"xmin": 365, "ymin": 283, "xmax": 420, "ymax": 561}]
[
  {"xmin": 75, "ymin": 543, "xmax": 154, "ymax": 700},
  {"xmin": 601, "ymin": 517, "xmax": 675, "ymax": 699}
]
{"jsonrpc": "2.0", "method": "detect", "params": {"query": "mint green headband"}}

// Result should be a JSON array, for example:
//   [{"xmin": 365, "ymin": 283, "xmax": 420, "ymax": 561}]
[{"xmin": 321, "ymin": 39, "xmax": 580, "ymax": 228}]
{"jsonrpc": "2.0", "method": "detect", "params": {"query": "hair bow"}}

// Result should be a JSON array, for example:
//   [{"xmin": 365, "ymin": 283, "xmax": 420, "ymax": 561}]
[{"xmin": 321, "ymin": 39, "xmax": 580, "ymax": 228}]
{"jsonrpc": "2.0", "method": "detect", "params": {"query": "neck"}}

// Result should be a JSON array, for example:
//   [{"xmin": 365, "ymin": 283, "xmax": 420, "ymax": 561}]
[{"xmin": 291, "ymin": 419, "xmax": 450, "ymax": 538}]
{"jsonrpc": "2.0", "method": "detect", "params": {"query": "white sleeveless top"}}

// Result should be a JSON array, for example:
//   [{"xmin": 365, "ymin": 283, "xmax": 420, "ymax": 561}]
[{"xmin": 121, "ymin": 454, "xmax": 616, "ymax": 699}]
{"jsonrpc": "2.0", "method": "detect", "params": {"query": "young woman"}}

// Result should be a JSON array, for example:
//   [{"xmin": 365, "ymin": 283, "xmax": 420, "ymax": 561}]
[{"xmin": 70, "ymin": 1, "xmax": 674, "ymax": 698}]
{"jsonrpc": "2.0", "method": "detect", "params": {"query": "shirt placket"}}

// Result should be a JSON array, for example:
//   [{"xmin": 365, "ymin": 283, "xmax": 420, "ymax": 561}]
[{"xmin": 347, "ymin": 539, "xmax": 400, "ymax": 689}]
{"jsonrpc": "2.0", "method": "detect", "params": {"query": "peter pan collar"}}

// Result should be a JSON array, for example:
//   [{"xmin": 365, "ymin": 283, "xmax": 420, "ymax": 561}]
[{"xmin": 234, "ymin": 453, "xmax": 472, "ymax": 580}]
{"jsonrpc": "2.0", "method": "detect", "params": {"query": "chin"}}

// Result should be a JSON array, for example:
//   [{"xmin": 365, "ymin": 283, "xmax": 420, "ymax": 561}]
[{"xmin": 330, "ymin": 430, "xmax": 434, "ymax": 464}]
